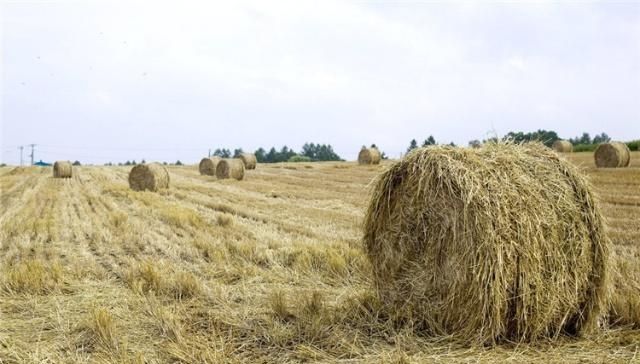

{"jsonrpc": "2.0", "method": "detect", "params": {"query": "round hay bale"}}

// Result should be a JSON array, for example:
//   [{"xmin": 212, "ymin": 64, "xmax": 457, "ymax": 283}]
[
  {"xmin": 552, "ymin": 140, "xmax": 573, "ymax": 153},
  {"xmin": 363, "ymin": 143, "xmax": 609, "ymax": 344},
  {"xmin": 239, "ymin": 153, "xmax": 257, "ymax": 170},
  {"xmin": 216, "ymin": 159, "xmax": 245, "ymax": 180},
  {"xmin": 128, "ymin": 163, "xmax": 170, "ymax": 191},
  {"xmin": 358, "ymin": 147, "xmax": 381, "ymax": 165},
  {"xmin": 594, "ymin": 142, "xmax": 630, "ymax": 168},
  {"xmin": 53, "ymin": 161, "xmax": 73, "ymax": 178},
  {"xmin": 199, "ymin": 157, "xmax": 221, "ymax": 176}
]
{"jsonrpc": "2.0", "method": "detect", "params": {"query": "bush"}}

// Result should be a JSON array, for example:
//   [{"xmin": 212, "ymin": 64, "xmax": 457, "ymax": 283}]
[
  {"xmin": 573, "ymin": 144, "xmax": 598, "ymax": 152},
  {"xmin": 288, "ymin": 155, "xmax": 312, "ymax": 163},
  {"xmin": 626, "ymin": 140, "xmax": 640, "ymax": 151}
]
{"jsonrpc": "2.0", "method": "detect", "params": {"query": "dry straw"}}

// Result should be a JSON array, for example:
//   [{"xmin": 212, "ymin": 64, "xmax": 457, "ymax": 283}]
[
  {"xmin": 128, "ymin": 163, "xmax": 170, "ymax": 192},
  {"xmin": 594, "ymin": 142, "xmax": 630, "ymax": 168},
  {"xmin": 358, "ymin": 147, "xmax": 381, "ymax": 165},
  {"xmin": 239, "ymin": 153, "xmax": 257, "ymax": 170},
  {"xmin": 552, "ymin": 140, "xmax": 573, "ymax": 153},
  {"xmin": 199, "ymin": 157, "xmax": 221, "ymax": 176},
  {"xmin": 363, "ymin": 142, "xmax": 609, "ymax": 345},
  {"xmin": 216, "ymin": 159, "xmax": 245, "ymax": 180},
  {"xmin": 53, "ymin": 161, "xmax": 73, "ymax": 178}
]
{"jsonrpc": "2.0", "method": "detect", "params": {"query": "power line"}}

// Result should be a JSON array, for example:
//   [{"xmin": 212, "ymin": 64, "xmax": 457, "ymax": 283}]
[{"xmin": 28, "ymin": 144, "xmax": 37, "ymax": 165}]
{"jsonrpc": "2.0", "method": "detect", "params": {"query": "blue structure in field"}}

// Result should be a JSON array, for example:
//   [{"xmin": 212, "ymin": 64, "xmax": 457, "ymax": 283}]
[{"xmin": 33, "ymin": 160, "xmax": 51, "ymax": 166}]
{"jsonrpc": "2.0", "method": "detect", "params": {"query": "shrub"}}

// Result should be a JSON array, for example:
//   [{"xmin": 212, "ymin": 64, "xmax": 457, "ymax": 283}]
[
  {"xmin": 573, "ymin": 144, "xmax": 598, "ymax": 152},
  {"xmin": 288, "ymin": 155, "xmax": 312, "ymax": 163},
  {"xmin": 626, "ymin": 140, "xmax": 640, "ymax": 151}
]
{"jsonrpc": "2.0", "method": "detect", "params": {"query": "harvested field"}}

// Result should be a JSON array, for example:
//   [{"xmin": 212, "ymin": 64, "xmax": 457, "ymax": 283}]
[{"xmin": 0, "ymin": 152, "xmax": 639, "ymax": 363}]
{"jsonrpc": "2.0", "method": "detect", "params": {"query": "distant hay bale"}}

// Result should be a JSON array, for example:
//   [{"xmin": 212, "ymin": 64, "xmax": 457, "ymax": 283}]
[
  {"xmin": 128, "ymin": 163, "xmax": 170, "ymax": 191},
  {"xmin": 363, "ymin": 143, "xmax": 609, "ymax": 344},
  {"xmin": 358, "ymin": 147, "xmax": 381, "ymax": 165},
  {"xmin": 594, "ymin": 142, "xmax": 630, "ymax": 168},
  {"xmin": 239, "ymin": 153, "xmax": 257, "ymax": 170},
  {"xmin": 53, "ymin": 161, "xmax": 72, "ymax": 178},
  {"xmin": 216, "ymin": 159, "xmax": 245, "ymax": 180},
  {"xmin": 199, "ymin": 157, "xmax": 221, "ymax": 176},
  {"xmin": 552, "ymin": 140, "xmax": 573, "ymax": 153}
]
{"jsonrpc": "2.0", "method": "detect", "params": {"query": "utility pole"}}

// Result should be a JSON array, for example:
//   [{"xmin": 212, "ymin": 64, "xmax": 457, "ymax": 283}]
[
  {"xmin": 28, "ymin": 144, "xmax": 36, "ymax": 165},
  {"xmin": 18, "ymin": 146, "xmax": 24, "ymax": 166},
  {"xmin": 208, "ymin": 149, "xmax": 211, "ymax": 158}
]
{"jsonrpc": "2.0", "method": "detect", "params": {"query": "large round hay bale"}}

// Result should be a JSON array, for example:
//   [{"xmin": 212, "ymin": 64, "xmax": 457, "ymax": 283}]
[
  {"xmin": 199, "ymin": 157, "xmax": 221, "ymax": 176},
  {"xmin": 552, "ymin": 140, "xmax": 573, "ymax": 153},
  {"xmin": 128, "ymin": 163, "xmax": 170, "ymax": 191},
  {"xmin": 216, "ymin": 159, "xmax": 245, "ymax": 180},
  {"xmin": 363, "ymin": 143, "xmax": 609, "ymax": 344},
  {"xmin": 239, "ymin": 153, "xmax": 257, "ymax": 170},
  {"xmin": 53, "ymin": 161, "xmax": 73, "ymax": 178},
  {"xmin": 358, "ymin": 147, "xmax": 381, "ymax": 165},
  {"xmin": 594, "ymin": 142, "xmax": 630, "ymax": 168}
]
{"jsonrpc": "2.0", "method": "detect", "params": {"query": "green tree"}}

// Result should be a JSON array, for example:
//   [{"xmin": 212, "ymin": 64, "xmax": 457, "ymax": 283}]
[
  {"xmin": 504, "ymin": 129, "xmax": 559, "ymax": 147},
  {"xmin": 233, "ymin": 148, "xmax": 244, "ymax": 158},
  {"xmin": 468, "ymin": 139, "xmax": 481, "ymax": 148},
  {"xmin": 422, "ymin": 136, "xmax": 436, "ymax": 146},
  {"xmin": 407, "ymin": 139, "xmax": 418, "ymax": 152},
  {"xmin": 266, "ymin": 147, "xmax": 278, "ymax": 163},
  {"xmin": 255, "ymin": 147, "xmax": 266, "ymax": 163},
  {"xmin": 213, "ymin": 148, "xmax": 231, "ymax": 158},
  {"xmin": 592, "ymin": 132, "xmax": 611, "ymax": 144}
]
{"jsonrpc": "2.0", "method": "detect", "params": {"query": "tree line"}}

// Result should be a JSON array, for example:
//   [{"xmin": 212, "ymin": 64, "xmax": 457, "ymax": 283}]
[
  {"xmin": 406, "ymin": 130, "xmax": 626, "ymax": 153},
  {"xmin": 20, "ymin": 131, "xmax": 635, "ymax": 167},
  {"xmin": 212, "ymin": 143, "xmax": 343, "ymax": 163}
]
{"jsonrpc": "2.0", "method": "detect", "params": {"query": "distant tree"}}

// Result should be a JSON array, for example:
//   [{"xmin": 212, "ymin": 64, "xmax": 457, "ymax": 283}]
[
  {"xmin": 163, "ymin": 162, "xmax": 168, "ymax": 165},
  {"xmin": 381, "ymin": 152, "xmax": 388, "ymax": 160},
  {"xmin": 579, "ymin": 132, "xmax": 591, "ymax": 145},
  {"xmin": 504, "ymin": 129, "xmax": 559, "ymax": 147},
  {"xmin": 282, "ymin": 146, "xmax": 297, "ymax": 161},
  {"xmin": 141, "ymin": 159, "xmax": 146, "ymax": 164},
  {"xmin": 370, "ymin": 143, "xmax": 378, "ymax": 149},
  {"xmin": 407, "ymin": 139, "xmax": 418, "ymax": 152},
  {"xmin": 1, "ymin": 163, "xmax": 7, "ymax": 167},
  {"xmin": 448, "ymin": 142, "xmax": 456, "ymax": 147},
  {"xmin": 132, "ymin": 160, "xmax": 137, "ymax": 165},
  {"xmin": 592, "ymin": 132, "xmax": 611, "ymax": 144},
  {"xmin": 266, "ymin": 147, "xmax": 278, "ymax": 163},
  {"xmin": 175, "ymin": 160, "xmax": 183, "ymax": 166},
  {"xmin": 468, "ymin": 139, "xmax": 482, "ymax": 148},
  {"xmin": 213, "ymin": 148, "xmax": 231, "ymax": 158},
  {"xmin": 255, "ymin": 147, "xmax": 266, "ymax": 163},
  {"xmin": 300, "ymin": 142, "xmax": 341, "ymax": 161},
  {"xmin": 233, "ymin": 148, "xmax": 244, "ymax": 158},
  {"xmin": 569, "ymin": 132, "xmax": 591, "ymax": 145},
  {"xmin": 72, "ymin": 160, "xmax": 81, "ymax": 166},
  {"xmin": 301, "ymin": 143, "xmax": 316, "ymax": 160},
  {"xmin": 124, "ymin": 160, "xmax": 131, "ymax": 166},
  {"xmin": 422, "ymin": 136, "xmax": 436, "ymax": 146}
]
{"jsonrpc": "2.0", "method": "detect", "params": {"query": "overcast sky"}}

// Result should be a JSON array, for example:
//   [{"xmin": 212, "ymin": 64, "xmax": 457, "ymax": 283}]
[{"xmin": 2, "ymin": 1, "xmax": 639, "ymax": 165}]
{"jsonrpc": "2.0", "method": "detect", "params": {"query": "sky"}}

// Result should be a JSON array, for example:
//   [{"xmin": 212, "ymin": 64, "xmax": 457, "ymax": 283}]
[{"xmin": 1, "ymin": 1, "xmax": 639, "ymax": 165}]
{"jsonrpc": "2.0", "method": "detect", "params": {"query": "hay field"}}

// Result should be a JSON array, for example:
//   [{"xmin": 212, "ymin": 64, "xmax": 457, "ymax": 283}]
[{"xmin": 0, "ymin": 152, "xmax": 639, "ymax": 363}]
